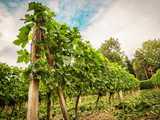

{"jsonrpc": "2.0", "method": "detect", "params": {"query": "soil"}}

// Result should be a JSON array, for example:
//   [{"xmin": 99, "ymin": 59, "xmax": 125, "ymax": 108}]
[{"xmin": 80, "ymin": 111, "xmax": 115, "ymax": 120}]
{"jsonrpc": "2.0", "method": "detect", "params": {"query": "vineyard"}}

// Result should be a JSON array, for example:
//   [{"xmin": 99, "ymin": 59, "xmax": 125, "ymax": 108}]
[{"xmin": 0, "ymin": 2, "xmax": 160, "ymax": 120}]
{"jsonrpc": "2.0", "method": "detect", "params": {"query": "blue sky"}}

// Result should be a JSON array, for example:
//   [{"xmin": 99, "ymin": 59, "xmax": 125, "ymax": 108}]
[
  {"xmin": 0, "ymin": 0, "xmax": 109, "ymax": 29},
  {"xmin": 0, "ymin": 0, "xmax": 160, "ymax": 66}
]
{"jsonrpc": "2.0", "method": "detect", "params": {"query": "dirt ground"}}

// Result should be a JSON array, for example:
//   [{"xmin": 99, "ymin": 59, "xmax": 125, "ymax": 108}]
[{"xmin": 80, "ymin": 111, "xmax": 115, "ymax": 120}]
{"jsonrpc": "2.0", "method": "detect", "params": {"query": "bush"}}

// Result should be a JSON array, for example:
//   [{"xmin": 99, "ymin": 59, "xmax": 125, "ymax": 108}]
[
  {"xmin": 150, "ymin": 69, "xmax": 160, "ymax": 88},
  {"xmin": 140, "ymin": 80, "xmax": 154, "ymax": 89},
  {"xmin": 140, "ymin": 69, "xmax": 160, "ymax": 89},
  {"xmin": 114, "ymin": 89, "xmax": 160, "ymax": 120}
]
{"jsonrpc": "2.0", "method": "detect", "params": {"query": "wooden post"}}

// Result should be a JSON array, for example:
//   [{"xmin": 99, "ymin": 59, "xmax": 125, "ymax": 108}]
[
  {"xmin": 45, "ymin": 46, "xmax": 54, "ymax": 120},
  {"xmin": 75, "ymin": 91, "xmax": 81, "ymax": 119},
  {"xmin": 57, "ymin": 86, "xmax": 69, "ymax": 120},
  {"xmin": 27, "ymin": 26, "xmax": 44, "ymax": 120}
]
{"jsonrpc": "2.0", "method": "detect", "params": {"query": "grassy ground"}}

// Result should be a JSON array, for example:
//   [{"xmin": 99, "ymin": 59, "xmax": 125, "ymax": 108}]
[
  {"xmin": 51, "ymin": 92, "xmax": 136, "ymax": 120},
  {"xmin": 2, "ymin": 89, "xmax": 159, "ymax": 119},
  {"xmin": 114, "ymin": 89, "xmax": 160, "ymax": 120},
  {"xmin": 52, "ymin": 89, "xmax": 160, "ymax": 120}
]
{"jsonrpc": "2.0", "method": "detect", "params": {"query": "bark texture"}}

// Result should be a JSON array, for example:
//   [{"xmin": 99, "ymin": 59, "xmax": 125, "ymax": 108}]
[
  {"xmin": 27, "ymin": 25, "xmax": 44, "ymax": 120},
  {"xmin": 57, "ymin": 86, "xmax": 69, "ymax": 120}
]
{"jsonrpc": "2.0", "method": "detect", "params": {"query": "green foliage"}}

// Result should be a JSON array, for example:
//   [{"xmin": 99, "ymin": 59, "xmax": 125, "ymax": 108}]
[
  {"xmin": 114, "ymin": 89, "xmax": 160, "ymax": 120},
  {"xmin": 140, "ymin": 80, "xmax": 154, "ymax": 89},
  {"xmin": 99, "ymin": 37, "xmax": 125, "ymax": 66},
  {"xmin": 28, "ymin": 2, "xmax": 55, "ymax": 17},
  {"xmin": 13, "ymin": 23, "xmax": 33, "ymax": 48},
  {"xmin": 106, "ymin": 62, "xmax": 139, "ymax": 93},
  {"xmin": 140, "ymin": 69, "xmax": 160, "ymax": 89},
  {"xmin": 124, "ymin": 56, "xmax": 135, "ymax": 75},
  {"xmin": 0, "ymin": 63, "xmax": 28, "ymax": 119},
  {"xmin": 17, "ymin": 49, "xmax": 30, "ymax": 63},
  {"xmin": 13, "ymin": 23, "xmax": 33, "ymax": 63},
  {"xmin": 13, "ymin": 1, "xmax": 140, "ymax": 97},
  {"xmin": 10, "ymin": 2, "xmax": 141, "ymax": 120},
  {"xmin": 0, "ymin": 63, "xmax": 28, "ymax": 103},
  {"xmin": 142, "ymin": 40, "xmax": 160, "ymax": 66},
  {"xmin": 133, "ymin": 39, "xmax": 160, "ymax": 80},
  {"xmin": 150, "ymin": 69, "xmax": 160, "ymax": 88}
]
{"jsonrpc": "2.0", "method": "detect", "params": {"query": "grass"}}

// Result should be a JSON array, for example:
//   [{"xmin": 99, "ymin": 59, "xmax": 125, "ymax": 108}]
[
  {"xmin": 114, "ymin": 89, "xmax": 160, "ymax": 120},
  {"xmin": 52, "ymin": 92, "xmax": 135, "ymax": 120},
  {"xmin": 2, "ymin": 89, "xmax": 159, "ymax": 120}
]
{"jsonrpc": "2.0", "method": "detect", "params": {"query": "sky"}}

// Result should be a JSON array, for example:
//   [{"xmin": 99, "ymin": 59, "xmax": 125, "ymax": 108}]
[{"xmin": 0, "ymin": 0, "xmax": 160, "ymax": 66}]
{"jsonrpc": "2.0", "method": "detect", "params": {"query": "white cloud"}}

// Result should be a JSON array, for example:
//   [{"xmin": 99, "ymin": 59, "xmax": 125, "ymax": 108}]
[
  {"xmin": 1, "ymin": 0, "xmax": 160, "ymax": 66},
  {"xmin": 0, "ymin": 3, "xmax": 25, "ymax": 66},
  {"xmin": 81, "ymin": 0, "xmax": 160, "ymax": 58}
]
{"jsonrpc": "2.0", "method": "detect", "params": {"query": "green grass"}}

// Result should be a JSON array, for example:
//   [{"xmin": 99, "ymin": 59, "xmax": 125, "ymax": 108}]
[
  {"xmin": 114, "ymin": 89, "xmax": 160, "ymax": 120},
  {"xmin": 1, "ymin": 89, "xmax": 160, "ymax": 120}
]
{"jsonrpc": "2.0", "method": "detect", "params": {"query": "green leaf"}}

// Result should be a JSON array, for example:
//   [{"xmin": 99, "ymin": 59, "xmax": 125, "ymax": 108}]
[
  {"xmin": 13, "ymin": 23, "xmax": 33, "ymax": 48},
  {"xmin": 28, "ymin": 2, "xmax": 45, "ymax": 12},
  {"xmin": 17, "ymin": 49, "xmax": 30, "ymax": 63}
]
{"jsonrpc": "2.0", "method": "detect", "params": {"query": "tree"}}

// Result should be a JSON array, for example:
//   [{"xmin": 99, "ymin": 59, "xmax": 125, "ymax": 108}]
[
  {"xmin": 133, "ymin": 39, "xmax": 160, "ymax": 80},
  {"xmin": 99, "ymin": 37, "xmax": 125, "ymax": 66},
  {"xmin": 124, "ymin": 56, "xmax": 135, "ymax": 75},
  {"xmin": 132, "ymin": 50, "xmax": 148, "ymax": 80}
]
